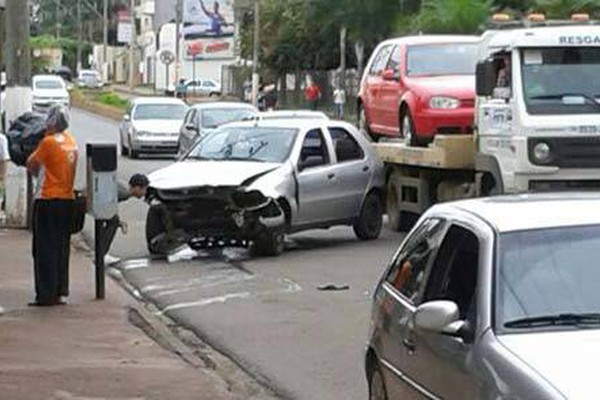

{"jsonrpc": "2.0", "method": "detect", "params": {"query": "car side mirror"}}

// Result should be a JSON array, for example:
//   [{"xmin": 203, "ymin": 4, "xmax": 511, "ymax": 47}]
[
  {"xmin": 298, "ymin": 156, "xmax": 324, "ymax": 171},
  {"xmin": 382, "ymin": 68, "xmax": 400, "ymax": 82},
  {"xmin": 414, "ymin": 300, "xmax": 460, "ymax": 333},
  {"xmin": 476, "ymin": 60, "xmax": 497, "ymax": 96},
  {"xmin": 123, "ymin": 114, "xmax": 130, "ymax": 122}
]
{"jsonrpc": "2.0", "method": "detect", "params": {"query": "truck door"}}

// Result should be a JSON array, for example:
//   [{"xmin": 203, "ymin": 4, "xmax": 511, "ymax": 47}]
[{"xmin": 378, "ymin": 45, "xmax": 405, "ymax": 135}]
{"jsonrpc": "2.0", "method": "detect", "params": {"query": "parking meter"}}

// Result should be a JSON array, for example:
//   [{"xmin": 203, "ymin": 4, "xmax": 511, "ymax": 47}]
[{"xmin": 86, "ymin": 143, "xmax": 117, "ymax": 299}]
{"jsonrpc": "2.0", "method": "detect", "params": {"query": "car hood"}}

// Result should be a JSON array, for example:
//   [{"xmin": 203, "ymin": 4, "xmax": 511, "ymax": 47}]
[
  {"xmin": 132, "ymin": 119, "xmax": 182, "ymax": 134},
  {"xmin": 404, "ymin": 75, "xmax": 475, "ymax": 99},
  {"xmin": 33, "ymin": 88, "xmax": 69, "ymax": 98},
  {"xmin": 149, "ymin": 160, "xmax": 281, "ymax": 190},
  {"xmin": 499, "ymin": 330, "xmax": 600, "ymax": 399}
]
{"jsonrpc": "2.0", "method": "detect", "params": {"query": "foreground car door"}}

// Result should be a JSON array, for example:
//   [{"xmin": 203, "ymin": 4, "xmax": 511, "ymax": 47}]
[
  {"xmin": 295, "ymin": 128, "xmax": 339, "ymax": 225},
  {"xmin": 374, "ymin": 218, "xmax": 447, "ymax": 399},
  {"xmin": 403, "ymin": 223, "xmax": 483, "ymax": 399},
  {"xmin": 378, "ymin": 45, "xmax": 405, "ymax": 135},
  {"xmin": 326, "ymin": 126, "xmax": 372, "ymax": 218}
]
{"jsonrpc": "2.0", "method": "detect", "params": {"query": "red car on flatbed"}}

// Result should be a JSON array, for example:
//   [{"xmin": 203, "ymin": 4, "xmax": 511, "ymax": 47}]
[{"xmin": 357, "ymin": 35, "xmax": 480, "ymax": 146}]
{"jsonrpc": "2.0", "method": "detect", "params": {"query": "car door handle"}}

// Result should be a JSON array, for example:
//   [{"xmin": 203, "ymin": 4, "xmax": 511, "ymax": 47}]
[
  {"xmin": 362, "ymin": 165, "xmax": 369, "ymax": 172},
  {"xmin": 327, "ymin": 173, "xmax": 335, "ymax": 180},
  {"xmin": 402, "ymin": 338, "xmax": 416, "ymax": 353}
]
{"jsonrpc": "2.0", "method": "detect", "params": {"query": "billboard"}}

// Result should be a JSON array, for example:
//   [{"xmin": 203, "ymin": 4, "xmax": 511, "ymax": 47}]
[{"xmin": 183, "ymin": 0, "xmax": 235, "ymax": 60}]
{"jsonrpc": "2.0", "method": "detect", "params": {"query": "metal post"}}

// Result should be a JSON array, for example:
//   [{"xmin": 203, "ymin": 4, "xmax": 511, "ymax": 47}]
[
  {"xmin": 94, "ymin": 219, "xmax": 106, "ymax": 299},
  {"xmin": 165, "ymin": 64, "xmax": 170, "ymax": 95},
  {"xmin": 175, "ymin": 0, "xmax": 182, "ymax": 85},
  {"xmin": 5, "ymin": 0, "xmax": 31, "ymax": 228},
  {"xmin": 103, "ymin": 0, "xmax": 108, "ymax": 80},
  {"xmin": 129, "ymin": 0, "xmax": 136, "ymax": 90},
  {"xmin": 77, "ymin": 0, "xmax": 82, "ymax": 72},
  {"xmin": 251, "ymin": 0, "xmax": 260, "ymax": 107}
]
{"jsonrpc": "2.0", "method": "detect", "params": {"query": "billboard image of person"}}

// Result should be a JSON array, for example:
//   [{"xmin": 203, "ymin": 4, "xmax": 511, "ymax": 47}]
[{"xmin": 183, "ymin": 0, "xmax": 235, "ymax": 59}]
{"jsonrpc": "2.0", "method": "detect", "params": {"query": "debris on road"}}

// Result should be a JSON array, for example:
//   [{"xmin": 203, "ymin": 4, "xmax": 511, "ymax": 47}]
[{"xmin": 317, "ymin": 284, "xmax": 350, "ymax": 291}]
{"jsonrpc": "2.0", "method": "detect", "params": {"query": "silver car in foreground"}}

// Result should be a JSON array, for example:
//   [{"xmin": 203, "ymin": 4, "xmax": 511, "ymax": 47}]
[
  {"xmin": 119, "ymin": 97, "xmax": 188, "ymax": 158},
  {"xmin": 146, "ymin": 119, "xmax": 384, "ymax": 256},
  {"xmin": 366, "ymin": 193, "xmax": 600, "ymax": 400}
]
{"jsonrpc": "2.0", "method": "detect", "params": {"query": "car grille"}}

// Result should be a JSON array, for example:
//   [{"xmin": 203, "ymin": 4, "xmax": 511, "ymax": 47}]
[{"xmin": 528, "ymin": 137, "xmax": 600, "ymax": 168}]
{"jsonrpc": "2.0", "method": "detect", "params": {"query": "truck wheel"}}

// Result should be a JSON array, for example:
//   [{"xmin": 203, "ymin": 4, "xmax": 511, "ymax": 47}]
[
  {"xmin": 252, "ymin": 229, "xmax": 284, "ymax": 257},
  {"xmin": 146, "ymin": 206, "xmax": 166, "ymax": 255},
  {"xmin": 359, "ymin": 105, "xmax": 378, "ymax": 142},
  {"xmin": 401, "ymin": 109, "xmax": 418, "ymax": 147},
  {"xmin": 354, "ymin": 192, "xmax": 383, "ymax": 240}
]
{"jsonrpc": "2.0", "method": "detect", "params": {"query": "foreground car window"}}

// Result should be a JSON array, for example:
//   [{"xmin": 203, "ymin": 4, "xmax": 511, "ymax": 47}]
[
  {"xmin": 201, "ymin": 109, "xmax": 255, "ymax": 128},
  {"xmin": 497, "ymin": 224, "xmax": 600, "ymax": 331},
  {"xmin": 406, "ymin": 43, "xmax": 478, "ymax": 76},
  {"xmin": 134, "ymin": 104, "xmax": 187, "ymax": 120},
  {"xmin": 186, "ymin": 126, "xmax": 298, "ymax": 163}
]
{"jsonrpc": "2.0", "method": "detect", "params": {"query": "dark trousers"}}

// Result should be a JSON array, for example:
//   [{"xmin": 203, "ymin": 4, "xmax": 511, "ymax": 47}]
[{"xmin": 32, "ymin": 199, "xmax": 73, "ymax": 304}]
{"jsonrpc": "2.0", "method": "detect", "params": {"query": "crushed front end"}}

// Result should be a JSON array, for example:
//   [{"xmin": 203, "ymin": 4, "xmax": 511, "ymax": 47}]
[{"xmin": 147, "ymin": 185, "xmax": 286, "ymax": 250}]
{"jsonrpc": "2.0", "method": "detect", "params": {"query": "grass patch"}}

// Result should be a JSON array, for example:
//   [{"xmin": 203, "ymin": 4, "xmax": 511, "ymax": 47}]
[{"xmin": 94, "ymin": 91, "xmax": 130, "ymax": 110}]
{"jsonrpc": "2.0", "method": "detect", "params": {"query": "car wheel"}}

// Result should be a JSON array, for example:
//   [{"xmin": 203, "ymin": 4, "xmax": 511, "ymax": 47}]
[
  {"xmin": 353, "ymin": 192, "xmax": 383, "ymax": 241},
  {"xmin": 359, "ymin": 104, "xmax": 378, "ymax": 142},
  {"xmin": 369, "ymin": 363, "xmax": 388, "ymax": 400},
  {"xmin": 146, "ymin": 206, "xmax": 166, "ymax": 255},
  {"xmin": 401, "ymin": 109, "xmax": 419, "ymax": 147},
  {"xmin": 252, "ymin": 229, "xmax": 285, "ymax": 257}
]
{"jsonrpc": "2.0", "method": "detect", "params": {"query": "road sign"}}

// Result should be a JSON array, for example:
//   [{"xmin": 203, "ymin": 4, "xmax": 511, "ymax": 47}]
[{"xmin": 160, "ymin": 50, "xmax": 175, "ymax": 66}]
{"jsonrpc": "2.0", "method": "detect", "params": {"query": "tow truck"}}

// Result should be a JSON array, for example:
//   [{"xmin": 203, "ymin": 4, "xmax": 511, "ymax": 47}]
[{"xmin": 375, "ymin": 13, "xmax": 600, "ymax": 230}]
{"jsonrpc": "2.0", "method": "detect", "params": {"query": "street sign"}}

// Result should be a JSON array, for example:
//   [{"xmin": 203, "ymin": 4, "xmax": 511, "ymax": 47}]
[{"xmin": 160, "ymin": 50, "xmax": 175, "ymax": 66}]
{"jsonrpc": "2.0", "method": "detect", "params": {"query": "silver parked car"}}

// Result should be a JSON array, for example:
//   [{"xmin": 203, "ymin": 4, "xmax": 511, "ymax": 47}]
[
  {"xmin": 147, "ymin": 119, "xmax": 384, "ymax": 256},
  {"xmin": 119, "ymin": 97, "xmax": 188, "ymax": 158},
  {"xmin": 177, "ymin": 102, "xmax": 257, "ymax": 157},
  {"xmin": 366, "ymin": 193, "xmax": 600, "ymax": 400}
]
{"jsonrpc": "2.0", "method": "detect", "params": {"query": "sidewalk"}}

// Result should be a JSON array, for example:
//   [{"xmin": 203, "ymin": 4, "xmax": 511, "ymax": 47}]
[{"xmin": 0, "ymin": 229, "xmax": 237, "ymax": 400}]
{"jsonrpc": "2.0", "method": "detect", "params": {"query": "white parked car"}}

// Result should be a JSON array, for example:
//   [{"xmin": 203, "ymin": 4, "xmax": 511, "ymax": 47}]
[
  {"xmin": 77, "ymin": 69, "xmax": 103, "ymax": 89},
  {"xmin": 32, "ymin": 75, "xmax": 70, "ymax": 114},
  {"xmin": 119, "ymin": 97, "xmax": 188, "ymax": 158},
  {"xmin": 185, "ymin": 79, "xmax": 222, "ymax": 97}
]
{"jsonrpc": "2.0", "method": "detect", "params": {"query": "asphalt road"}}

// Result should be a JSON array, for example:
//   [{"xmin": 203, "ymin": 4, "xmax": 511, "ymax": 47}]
[{"xmin": 71, "ymin": 108, "xmax": 403, "ymax": 400}]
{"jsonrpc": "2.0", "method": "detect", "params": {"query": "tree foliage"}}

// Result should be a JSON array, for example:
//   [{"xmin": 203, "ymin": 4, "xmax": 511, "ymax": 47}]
[{"xmin": 414, "ymin": 0, "xmax": 492, "ymax": 34}]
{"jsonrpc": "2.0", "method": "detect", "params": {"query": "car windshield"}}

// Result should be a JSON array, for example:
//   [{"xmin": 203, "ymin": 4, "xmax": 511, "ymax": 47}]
[
  {"xmin": 134, "ymin": 104, "xmax": 187, "ymax": 120},
  {"xmin": 521, "ymin": 47, "xmax": 600, "ymax": 115},
  {"xmin": 497, "ymin": 224, "xmax": 600, "ymax": 331},
  {"xmin": 186, "ymin": 126, "xmax": 298, "ymax": 163},
  {"xmin": 406, "ymin": 43, "xmax": 478, "ymax": 76},
  {"xmin": 201, "ymin": 108, "xmax": 256, "ymax": 128},
  {"xmin": 35, "ymin": 80, "xmax": 64, "ymax": 89}
]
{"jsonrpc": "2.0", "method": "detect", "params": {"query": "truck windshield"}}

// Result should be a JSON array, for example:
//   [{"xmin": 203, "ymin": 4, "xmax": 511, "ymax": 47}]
[
  {"xmin": 521, "ymin": 47, "xmax": 600, "ymax": 115},
  {"xmin": 406, "ymin": 43, "xmax": 478, "ymax": 76}
]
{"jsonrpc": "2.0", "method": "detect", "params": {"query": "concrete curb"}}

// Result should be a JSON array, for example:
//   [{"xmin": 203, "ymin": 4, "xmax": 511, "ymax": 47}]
[{"xmin": 71, "ymin": 93, "xmax": 124, "ymax": 122}]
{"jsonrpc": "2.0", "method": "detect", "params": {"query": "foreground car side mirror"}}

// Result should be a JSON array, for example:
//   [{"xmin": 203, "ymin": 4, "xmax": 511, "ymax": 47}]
[
  {"xmin": 414, "ymin": 300, "xmax": 460, "ymax": 333},
  {"xmin": 382, "ymin": 68, "xmax": 400, "ymax": 81}
]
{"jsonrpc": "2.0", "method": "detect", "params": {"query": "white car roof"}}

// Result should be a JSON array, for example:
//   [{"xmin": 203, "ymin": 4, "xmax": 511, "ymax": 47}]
[
  {"xmin": 379, "ymin": 35, "xmax": 481, "ymax": 47},
  {"xmin": 33, "ymin": 74, "xmax": 64, "ymax": 82},
  {"xmin": 434, "ymin": 193, "xmax": 600, "ymax": 233},
  {"xmin": 190, "ymin": 102, "xmax": 256, "ymax": 110},
  {"xmin": 224, "ymin": 118, "xmax": 355, "ymax": 131},
  {"xmin": 132, "ymin": 96, "xmax": 187, "ymax": 106},
  {"xmin": 258, "ymin": 110, "xmax": 329, "ymax": 120}
]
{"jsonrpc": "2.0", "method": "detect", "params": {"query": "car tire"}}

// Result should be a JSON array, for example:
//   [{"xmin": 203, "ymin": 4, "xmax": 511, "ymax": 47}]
[
  {"xmin": 146, "ymin": 206, "xmax": 166, "ymax": 255},
  {"xmin": 401, "ymin": 109, "xmax": 419, "ymax": 147},
  {"xmin": 354, "ymin": 192, "xmax": 383, "ymax": 241},
  {"xmin": 252, "ymin": 229, "xmax": 285, "ymax": 257},
  {"xmin": 369, "ymin": 362, "xmax": 388, "ymax": 400},
  {"xmin": 359, "ymin": 104, "xmax": 378, "ymax": 142}
]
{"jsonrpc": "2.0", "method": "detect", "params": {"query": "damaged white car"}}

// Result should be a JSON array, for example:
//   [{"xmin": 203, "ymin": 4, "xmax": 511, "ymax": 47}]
[{"xmin": 146, "ymin": 119, "xmax": 385, "ymax": 256}]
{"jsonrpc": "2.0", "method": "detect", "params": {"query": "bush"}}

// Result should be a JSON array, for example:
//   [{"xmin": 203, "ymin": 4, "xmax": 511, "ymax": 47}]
[{"xmin": 95, "ymin": 91, "xmax": 129, "ymax": 110}]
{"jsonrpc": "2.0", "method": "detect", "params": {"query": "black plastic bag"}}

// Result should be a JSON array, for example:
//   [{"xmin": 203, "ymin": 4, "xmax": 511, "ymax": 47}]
[{"xmin": 5, "ymin": 112, "xmax": 46, "ymax": 167}]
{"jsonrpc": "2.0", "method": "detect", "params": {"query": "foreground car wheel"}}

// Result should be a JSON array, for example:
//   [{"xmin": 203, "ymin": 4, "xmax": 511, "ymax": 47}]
[
  {"xmin": 252, "ymin": 229, "xmax": 284, "ymax": 257},
  {"xmin": 369, "ymin": 363, "xmax": 388, "ymax": 400},
  {"xmin": 359, "ymin": 104, "xmax": 378, "ymax": 142},
  {"xmin": 146, "ymin": 206, "xmax": 166, "ymax": 255},
  {"xmin": 354, "ymin": 192, "xmax": 383, "ymax": 240},
  {"xmin": 401, "ymin": 109, "xmax": 418, "ymax": 147}
]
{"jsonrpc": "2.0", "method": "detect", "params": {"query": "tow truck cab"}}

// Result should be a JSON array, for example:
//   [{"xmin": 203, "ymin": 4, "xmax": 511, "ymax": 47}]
[{"xmin": 476, "ymin": 23, "xmax": 600, "ymax": 193}]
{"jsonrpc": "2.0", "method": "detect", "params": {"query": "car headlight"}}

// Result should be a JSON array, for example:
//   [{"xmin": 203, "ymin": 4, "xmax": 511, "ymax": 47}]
[
  {"xmin": 533, "ymin": 142, "xmax": 552, "ymax": 164},
  {"xmin": 429, "ymin": 96, "xmax": 460, "ymax": 109}
]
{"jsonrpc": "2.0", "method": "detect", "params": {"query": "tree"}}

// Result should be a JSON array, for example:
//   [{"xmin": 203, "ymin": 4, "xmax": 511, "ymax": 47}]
[
  {"xmin": 414, "ymin": 0, "xmax": 492, "ymax": 34},
  {"xmin": 533, "ymin": 0, "xmax": 600, "ymax": 17}
]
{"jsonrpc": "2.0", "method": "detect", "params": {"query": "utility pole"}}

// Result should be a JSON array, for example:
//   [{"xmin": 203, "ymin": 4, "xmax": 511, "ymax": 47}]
[
  {"xmin": 5, "ymin": 0, "xmax": 31, "ymax": 228},
  {"xmin": 77, "ymin": 0, "xmax": 82, "ymax": 72},
  {"xmin": 103, "ymin": 0, "xmax": 108, "ymax": 80},
  {"xmin": 175, "ymin": 0, "xmax": 182, "ymax": 85},
  {"xmin": 251, "ymin": 0, "xmax": 260, "ymax": 107},
  {"xmin": 129, "ymin": 0, "xmax": 136, "ymax": 89},
  {"xmin": 339, "ymin": 26, "xmax": 346, "ymax": 90}
]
